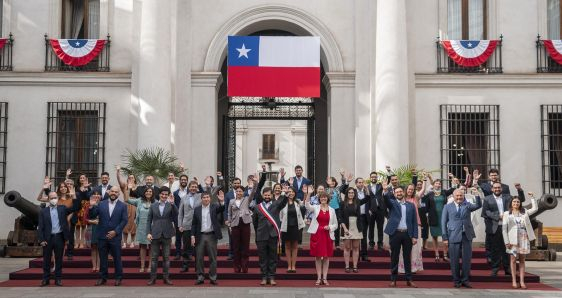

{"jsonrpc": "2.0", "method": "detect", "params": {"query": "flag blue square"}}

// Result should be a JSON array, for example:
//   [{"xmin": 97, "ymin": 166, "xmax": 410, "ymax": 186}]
[{"xmin": 228, "ymin": 36, "xmax": 259, "ymax": 66}]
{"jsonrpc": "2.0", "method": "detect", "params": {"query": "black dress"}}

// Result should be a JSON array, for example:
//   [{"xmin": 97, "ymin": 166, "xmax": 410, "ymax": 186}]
[{"xmin": 282, "ymin": 203, "xmax": 301, "ymax": 241}]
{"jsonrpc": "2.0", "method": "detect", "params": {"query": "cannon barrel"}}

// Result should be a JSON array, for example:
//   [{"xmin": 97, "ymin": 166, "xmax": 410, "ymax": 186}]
[
  {"xmin": 528, "ymin": 194, "xmax": 558, "ymax": 219},
  {"xmin": 4, "ymin": 190, "xmax": 40, "ymax": 226}
]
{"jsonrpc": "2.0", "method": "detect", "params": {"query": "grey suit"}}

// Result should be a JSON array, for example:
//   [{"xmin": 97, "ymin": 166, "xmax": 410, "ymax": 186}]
[
  {"xmin": 442, "ymin": 196, "xmax": 482, "ymax": 285},
  {"xmin": 481, "ymin": 194, "xmax": 512, "ymax": 274},
  {"xmin": 147, "ymin": 201, "xmax": 178, "ymax": 280},
  {"xmin": 177, "ymin": 192, "xmax": 202, "ymax": 262}
]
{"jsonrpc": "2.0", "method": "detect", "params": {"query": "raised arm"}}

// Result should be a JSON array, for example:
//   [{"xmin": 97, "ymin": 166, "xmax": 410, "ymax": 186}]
[
  {"xmin": 526, "ymin": 193, "xmax": 538, "ymax": 216},
  {"xmin": 116, "ymin": 165, "xmax": 126, "ymax": 191},
  {"xmin": 37, "ymin": 176, "xmax": 51, "ymax": 202}
]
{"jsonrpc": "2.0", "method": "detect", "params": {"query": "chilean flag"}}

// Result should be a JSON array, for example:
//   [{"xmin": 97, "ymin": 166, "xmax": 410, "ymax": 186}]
[
  {"xmin": 50, "ymin": 39, "xmax": 106, "ymax": 67},
  {"xmin": 227, "ymin": 36, "xmax": 320, "ymax": 97},
  {"xmin": 0, "ymin": 39, "xmax": 7, "ymax": 50},
  {"xmin": 441, "ymin": 40, "xmax": 498, "ymax": 67},
  {"xmin": 543, "ymin": 40, "xmax": 562, "ymax": 65}
]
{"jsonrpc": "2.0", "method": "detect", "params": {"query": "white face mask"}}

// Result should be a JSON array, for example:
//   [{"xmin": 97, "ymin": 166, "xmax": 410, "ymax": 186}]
[{"xmin": 49, "ymin": 198, "xmax": 58, "ymax": 206}]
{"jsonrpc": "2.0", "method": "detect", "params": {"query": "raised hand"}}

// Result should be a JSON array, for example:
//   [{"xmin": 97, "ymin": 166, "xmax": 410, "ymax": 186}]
[
  {"xmin": 527, "ymin": 191, "xmax": 534, "ymax": 197},
  {"xmin": 473, "ymin": 169, "xmax": 481, "ymax": 181},
  {"xmin": 116, "ymin": 165, "xmax": 121, "ymax": 172},
  {"xmin": 288, "ymin": 177, "xmax": 294, "ymax": 186},
  {"xmin": 346, "ymin": 172, "xmax": 354, "ymax": 183},
  {"xmin": 218, "ymin": 190, "xmax": 225, "ymax": 202},
  {"xmin": 279, "ymin": 168, "xmax": 285, "ymax": 177},
  {"xmin": 179, "ymin": 162, "xmax": 185, "ymax": 171},
  {"xmin": 514, "ymin": 183, "xmax": 522, "ymax": 191},
  {"xmin": 307, "ymin": 185, "xmax": 314, "ymax": 194},
  {"xmin": 463, "ymin": 166, "xmax": 469, "ymax": 173},
  {"xmin": 261, "ymin": 164, "xmax": 267, "ymax": 172},
  {"xmin": 89, "ymin": 196, "xmax": 98, "ymax": 206},
  {"xmin": 282, "ymin": 184, "xmax": 289, "ymax": 193},
  {"xmin": 43, "ymin": 176, "xmax": 51, "ymax": 189},
  {"xmin": 452, "ymin": 177, "xmax": 460, "ymax": 185},
  {"xmin": 66, "ymin": 168, "xmax": 72, "ymax": 178},
  {"xmin": 339, "ymin": 169, "xmax": 345, "ymax": 177},
  {"xmin": 167, "ymin": 194, "xmax": 174, "ymax": 204},
  {"xmin": 216, "ymin": 171, "xmax": 222, "ymax": 177},
  {"xmin": 382, "ymin": 179, "xmax": 389, "ymax": 192},
  {"xmin": 448, "ymin": 172, "xmax": 455, "ymax": 179},
  {"xmin": 385, "ymin": 165, "xmax": 392, "ymax": 172},
  {"xmin": 204, "ymin": 176, "xmax": 212, "ymax": 186}
]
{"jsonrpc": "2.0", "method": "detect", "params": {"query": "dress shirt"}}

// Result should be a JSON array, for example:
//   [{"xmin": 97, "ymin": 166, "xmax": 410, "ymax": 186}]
[
  {"xmin": 357, "ymin": 189, "xmax": 366, "ymax": 214},
  {"xmin": 201, "ymin": 204, "xmax": 212, "ymax": 233},
  {"xmin": 159, "ymin": 201, "xmax": 165, "ymax": 216},
  {"xmin": 50, "ymin": 206, "xmax": 61, "ymax": 234},
  {"xmin": 296, "ymin": 176, "xmax": 303, "ymax": 189},
  {"xmin": 494, "ymin": 194, "xmax": 504, "ymax": 215},
  {"xmin": 398, "ymin": 200, "xmax": 407, "ymax": 230},
  {"xmin": 101, "ymin": 184, "xmax": 109, "ymax": 198},
  {"xmin": 108, "ymin": 199, "xmax": 117, "ymax": 217},
  {"xmin": 456, "ymin": 203, "xmax": 460, "ymax": 213},
  {"xmin": 178, "ymin": 187, "xmax": 188, "ymax": 200},
  {"xmin": 188, "ymin": 193, "xmax": 195, "ymax": 208},
  {"xmin": 370, "ymin": 185, "xmax": 379, "ymax": 207}
]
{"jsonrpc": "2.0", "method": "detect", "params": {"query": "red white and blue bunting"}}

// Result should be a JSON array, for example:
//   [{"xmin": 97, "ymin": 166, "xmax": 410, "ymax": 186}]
[
  {"xmin": 49, "ymin": 39, "xmax": 106, "ymax": 66},
  {"xmin": 0, "ymin": 39, "xmax": 7, "ymax": 50},
  {"xmin": 441, "ymin": 40, "xmax": 499, "ymax": 67},
  {"xmin": 543, "ymin": 40, "xmax": 562, "ymax": 65}
]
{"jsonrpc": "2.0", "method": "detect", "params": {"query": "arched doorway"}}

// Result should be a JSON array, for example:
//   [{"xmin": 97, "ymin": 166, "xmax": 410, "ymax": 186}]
[{"xmin": 216, "ymin": 29, "xmax": 328, "ymax": 185}]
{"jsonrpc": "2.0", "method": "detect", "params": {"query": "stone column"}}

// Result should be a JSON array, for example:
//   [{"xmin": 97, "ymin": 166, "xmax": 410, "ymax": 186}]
[
  {"xmin": 374, "ymin": 0, "xmax": 409, "ymax": 167},
  {"xmin": 136, "ymin": 0, "xmax": 172, "ymax": 150},
  {"xmin": 323, "ymin": 72, "xmax": 356, "ymax": 176},
  {"xmin": 189, "ymin": 72, "xmax": 222, "ymax": 179}
]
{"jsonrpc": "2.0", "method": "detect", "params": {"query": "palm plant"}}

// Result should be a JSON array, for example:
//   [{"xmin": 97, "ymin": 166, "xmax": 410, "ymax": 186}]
[
  {"xmin": 374, "ymin": 164, "xmax": 440, "ymax": 186},
  {"xmin": 121, "ymin": 147, "xmax": 184, "ymax": 184}
]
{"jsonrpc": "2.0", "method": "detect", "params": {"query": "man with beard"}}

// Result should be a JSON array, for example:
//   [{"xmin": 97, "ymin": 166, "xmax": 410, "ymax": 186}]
[
  {"xmin": 354, "ymin": 177, "xmax": 371, "ymax": 262},
  {"xmin": 90, "ymin": 186, "xmax": 128, "ymax": 286},
  {"xmin": 368, "ymin": 171, "xmax": 385, "ymax": 251},
  {"xmin": 223, "ymin": 177, "xmax": 242, "ymax": 260},
  {"xmin": 280, "ymin": 165, "xmax": 311, "ymax": 200},
  {"xmin": 172, "ymin": 175, "xmax": 189, "ymax": 260},
  {"xmin": 178, "ymin": 180, "xmax": 202, "ymax": 272},
  {"xmin": 131, "ymin": 175, "xmax": 160, "ymax": 199}
]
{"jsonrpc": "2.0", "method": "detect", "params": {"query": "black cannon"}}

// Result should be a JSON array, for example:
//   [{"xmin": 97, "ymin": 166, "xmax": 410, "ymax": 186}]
[
  {"xmin": 2, "ymin": 191, "xmax": 42, "ymax": 257},
  {"xmin": 527, "ymin": 194, "xmax": 558, "ymax": 261}
]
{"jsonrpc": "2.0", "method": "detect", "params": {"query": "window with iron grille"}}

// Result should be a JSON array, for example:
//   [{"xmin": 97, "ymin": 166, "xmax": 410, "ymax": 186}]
[
  {"xmin": 0, "ymin": 103, "xmax": 8, "ymax": 193},
  {"xmin": 262, "ymin": 134, "xmax": 276, "ymax": 159},
  {"xmin": 46, "ymin": 102, "xmax": 106, "ymax": 185},
  {"xmin": 541, "ymin": 105, "xmax": 562, "ymax": 197},
  {"xmin": 440, "ymin": 105, "xmax": 500, "ymax": 187}
]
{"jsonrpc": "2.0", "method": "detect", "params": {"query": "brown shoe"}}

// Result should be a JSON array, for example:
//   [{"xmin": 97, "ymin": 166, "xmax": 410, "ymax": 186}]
[
  {"xmin": 260, "ymin": 278, "xmax": 267, "ymax": 286},
  {"xmin": 269, "ymin": 279, "xmax": 277, "ymax": 286},
  {"xmin": 406, "ymin": 281, "xmax": 418, "ymax": 288},
  {"xmin": 389, "ymin": 281, "xmax": 397, "ymax": 287},
  {"xmin": 163, "ymin": 278, "xmax": 173, "ymax": 285},
  {"xmin": 147, "ymin": 278, "xmax": 156, "ymax": 286}
]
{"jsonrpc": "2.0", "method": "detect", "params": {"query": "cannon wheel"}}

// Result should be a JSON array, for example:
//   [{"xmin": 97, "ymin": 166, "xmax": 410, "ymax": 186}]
[
  {"xmin": 539, "ymin": 235, "xmax": 549, "ymax": 250},
  {"xmin": 6, "ymin": 231, "xmax": 14, "ymax": 246},
  {"xmin": 549, "ymin": 249, "xmax": 557, "ymax": 261}
]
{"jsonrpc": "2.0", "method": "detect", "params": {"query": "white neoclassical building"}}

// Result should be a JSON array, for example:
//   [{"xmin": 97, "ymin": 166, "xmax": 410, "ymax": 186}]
[{"xmin": 0, "ymin": 0, "xmax": 562, "ymax": 241}]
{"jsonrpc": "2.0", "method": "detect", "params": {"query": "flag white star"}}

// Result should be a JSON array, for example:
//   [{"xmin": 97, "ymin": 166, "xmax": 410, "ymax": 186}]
[
  {"xmin": 467, "ymin": 42, "xmax": 473, "ymax": 47},
  {"xmin": 236, "ymin": 44, "xmax": 251, "ymax": 59},
  {"xmin": 75, "ymin": 41, "xmax": 81, "ymax": 46}
]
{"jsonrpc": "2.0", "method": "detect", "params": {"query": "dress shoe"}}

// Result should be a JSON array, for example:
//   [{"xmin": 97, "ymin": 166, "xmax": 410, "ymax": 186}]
[
  {"xmin": 360, "ymin": 256, "xmax": 370, "ymax": 262},
  {"xmin": 173, "ymin": 255, "xmax": 181, "ymax": 261},
  {"xmin": 40, "ymin": 280, "xmax": 49, "ymax": 287},
  {"xmin": 377, "ymin": 244, "xmax": 384, "ymax": 251},
  {"xmin": 226, "ymin": 255, "xmax": 233, "ymax": 261},
  {"xmin": 66, "ymin": 255, "xmax": 73, "ymax": 261},
  {"xmin": 95, "ymin": 279, "xmax": 107, "ymax": 286},
  {"xmin": 195, "ymin": 279, "xmax": 204, "ymax": 285},
  {"xmin": 490, "ymin": 269, "xmax": 498, "ymax": 277},
  {"xmin": 462, "ymin": 282, "xmax": 473, "ymax": 288},
  {"xmin": 114, "ymin": 279, "xmax": 122, "ymax": 286},
  {"xmin": 269, "ymin": 279, "xmax": 277, "ymax": 286},
  {"xmin": 164, "ymin": 278, "xmax": 173, "ymax": 285},
  {"xmin": 210, "ymin": 279, "xmax": 218, "ymax": 285},
  {"xmin": 369, "ymin": 244, "xmax": 375, "ymax": 250},
  {"xmin": 260, "ymin": 278, "xmax": 267, "ymax": 286},
  {"xmin": 185, "ymin": 255, "xmax": 193, "ymax": 261},
  {"xmin": 406, "ymin": 281, "xmax": 418, "ymax": 288},
  {"xmin": 147, "ymin": 278, "xmax": 156, "ymax": 285},
  {"xmin": 55, "ymin": 279, "xmax": 63, "ymax": 286},
  {"xmin": 389, "ymin": 281, "xmax": 397, "ymax": 287},
  {"xmin": 454, "ymin": 283, "xmax": 461, "ymax": 288},
  {"xmin": 504, "ymin": 271, "xmax": 512, "ymax": 276},
  {"xmin": 180, "ymin": 265, "xmax": 189, "ymax": 272}
]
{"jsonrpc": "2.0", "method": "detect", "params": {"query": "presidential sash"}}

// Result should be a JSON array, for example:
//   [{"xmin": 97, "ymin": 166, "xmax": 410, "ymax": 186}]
[{"xmin": 257, "ymin": 202, "xmax": 282, "ymax": 254}]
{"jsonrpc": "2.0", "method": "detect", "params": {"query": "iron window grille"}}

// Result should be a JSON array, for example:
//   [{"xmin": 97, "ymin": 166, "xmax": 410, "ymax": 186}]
[
  {"xmin": 541, "ymin": 105, "xmax": 562, "ymax": 197},
  {"xmin": 536, "ymin": 36, "xmax": 562, "ymax": 73},
  {"xmin": 440, "ymin": 105, "xmax": 500, "ymax": 187},
  {"xmin": 436, "ymin": 36, "xmax": 503, "ymax": 74},
  {"xmin": 44, "ymin": 34, "xmax": 110, "ymax": 72},
  {"xmin": 46, "ymin": 102, "xmax": 106, "ymax": 185},
  {"xmin": 0, "ymin": 33, "xmax": 13, "ymax": 71},
  {"xmin": 0, "ymin": 103, "xmax": 8, "ymax": 193}
]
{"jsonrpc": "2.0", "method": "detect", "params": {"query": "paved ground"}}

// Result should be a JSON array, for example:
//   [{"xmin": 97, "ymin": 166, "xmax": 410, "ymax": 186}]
[{"xmin": 1, "ymin": 254, "xmax": 561, "ymax": 297}]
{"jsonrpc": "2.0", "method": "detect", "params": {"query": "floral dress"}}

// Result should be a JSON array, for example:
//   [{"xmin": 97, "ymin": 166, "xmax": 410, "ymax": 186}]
[{"xmin": 508, "ymin": 213, "xmax": 530, "ymax": 255}]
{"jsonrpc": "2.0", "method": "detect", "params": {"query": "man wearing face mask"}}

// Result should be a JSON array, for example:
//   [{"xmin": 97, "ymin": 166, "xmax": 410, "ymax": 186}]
[
  {"xmin": 37, "ymin": 191, "xmax": 74, "ymax": 286},
  {"xmin": 178, "ymin": 180, "xmax": 202, "ymax": 272},
  {"xmin": 89, "ymin": 186, "xmax": 128, "ymax": 286}
]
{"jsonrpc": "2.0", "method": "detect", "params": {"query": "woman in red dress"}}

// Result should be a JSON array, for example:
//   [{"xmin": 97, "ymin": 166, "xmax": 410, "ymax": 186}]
[{"xmin": 305, "ymin": 186, "xmax": 338, "ymax": 286}]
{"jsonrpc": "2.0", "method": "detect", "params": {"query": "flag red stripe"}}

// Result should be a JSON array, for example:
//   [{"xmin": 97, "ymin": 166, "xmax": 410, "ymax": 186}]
[
  {"xmin": 228, "ymin": 66, "xmax": 320, "ymax": 97},
  {"xmin": 441, "ymin": 40, "xmax": 498, "ymax": 67},
  {"xmin": 50, "ymin": 39, "xmax": 106, "ymax": 67},
  {"xmin": 0, "ymin": 39, "xmax": 7, "ymax": 50},
  {"xmin": 543, "ymin": 40, "xmax": 562, "ymax": 65}
]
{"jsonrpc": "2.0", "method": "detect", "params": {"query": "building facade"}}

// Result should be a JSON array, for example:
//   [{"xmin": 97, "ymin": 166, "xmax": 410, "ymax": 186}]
[{"xmin": 0, "ymin": 0, "xmax": 561, "ymax": 240}]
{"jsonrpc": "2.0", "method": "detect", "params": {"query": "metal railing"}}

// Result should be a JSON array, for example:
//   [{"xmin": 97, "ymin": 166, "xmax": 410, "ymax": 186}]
[
  {"xmin": 437, "ymin": 36, "xmax": 503, "ymax": 74},
  {"xmin": 0, "ymin": 33, "xmax": 13, "ymax": 71},
  {"xmin": 536, "ymin": 36, "xmax": 562, "ymax": 73},
  {"xmin": 45, "ymin": 34, "xmax": 110, "ymax": 72},
  {"xmin": 541, "ymin": 105, "xmax": 562, "ymax": 198}
]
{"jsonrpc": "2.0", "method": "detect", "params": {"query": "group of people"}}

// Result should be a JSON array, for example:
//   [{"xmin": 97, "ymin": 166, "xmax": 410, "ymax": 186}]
[{"xmin": 36, "ymin": 164, "xmax": 539, "ymax": 289}]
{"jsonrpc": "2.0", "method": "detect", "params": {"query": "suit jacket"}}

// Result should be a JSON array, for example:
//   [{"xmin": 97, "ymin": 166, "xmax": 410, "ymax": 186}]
[
  {"xmin": 367, "ymin": 183, "xmax": 386, "ymax": 215},
  {"xmin": 93, "ymin": 184, "xmax": 112, "ymax": 201},
  {"xmin": 280, "ymin": 175, "xmax": 312, "ymax": 200},
  {"xmin": 131, "ymin": 185, "xmax": 160, "ymax": 199},
  {"xmin": 479, "ymin": 181, "xmax": 526, "ymax": 202},
  {"xmin": 37, "ymin": 205, "xmax": 72, "ymax": 243},
  {"xmin": 146, "ymin": 201, "xmax": 179, "ymax": 239},
  {"xmin": 252, "ymin": 195, "xmax": 288, "ymax": 242},
  {"xmin": 383, "ymin": 192, "xmax": 418, "ymax": 239},
  {"xmin": 502, "ymin": 198, "xmax": 538, "ymax": 245},
  {"xmin": 191, "ymin": 203, "xmax": 225, "ymax": 242},
  {"xmin": 424, "ymin": 187, "xmax": 456, "ymax": 226},
  {"xmin": 177, "ymin": 192, "xmax": 202, "ymax": 230},
  {"xmin": 90, "ymin": 199, "xmax": 128, "ymax": 241},
  {"xmin": 441, "ymin": 196, "xmax": 482, "ymax": 243},
  {"xmin": 481, "ymin": 194, "xmax": 512, "ymax": 234}
]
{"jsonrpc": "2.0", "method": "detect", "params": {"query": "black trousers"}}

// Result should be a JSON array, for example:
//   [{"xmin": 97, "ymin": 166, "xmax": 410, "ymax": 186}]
[
  {"xmin": 369, "ymin": 211, "xmax": 385, "ymax": 246},
  {"xmin": 488, "ymin": 227, "xmax": 510, "ymax": 273},
  {"xmin": 390, "ymin": 231, "xmax": 413, "ymax": 281},
  {"xmin": 174, "ymin": 226, "xmax": 182, "ymax": 256},
  {"xmin": 66, "ymin": 222, "xmax": 75, "ymax": 256},
  {"xmin": 256, "ymin": 237, "xmax": 279, "ymax": 279},
  {"xmin": 359, "ymin": 214, "xmax": 369, "ymax": 257},
  {"xmin": 181, "ymin": 230, "xmax": 194, "ymax": 265},
  {"xmin": 42, "ymin": 233, "xmax": 64, "ymax": 281}
]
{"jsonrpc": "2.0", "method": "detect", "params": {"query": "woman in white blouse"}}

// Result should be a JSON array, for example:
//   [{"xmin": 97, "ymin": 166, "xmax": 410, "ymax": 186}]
[{"xmin": 502, "ymin": 193, "xmax": 537, "ymax": 289}]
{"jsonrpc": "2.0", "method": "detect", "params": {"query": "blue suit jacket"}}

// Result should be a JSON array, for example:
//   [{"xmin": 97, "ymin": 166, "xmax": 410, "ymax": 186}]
[
  {"xmin": 383, "ymin": 193, "xmax": 418, "ymax": 239},
  {"xmin": 89, "ymin": 199, "xmax": 128, "ymax": 241},
  {"xmin": 37, "ymin": 205, "xmax": 72, "ymax": 243},
  {"xmin": 441, "ymin": 196, "xmax": 482, "ymax": 243},
  {"xmin": 280, "ymin": 176, "xmax": 312, "ymax": 200},
  {"xmin": 93, "ymin": 184, "xmax": 112, "ymax": 201}
]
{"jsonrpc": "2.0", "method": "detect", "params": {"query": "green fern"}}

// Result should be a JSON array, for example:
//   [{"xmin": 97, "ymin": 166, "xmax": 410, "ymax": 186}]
[
  {"xmin": 121, "ymin": 147, "xmax": 185, "ymax": 184},
  {"xmin": 373, "ymin": 164, "xmax": 440, "ymax": 186}
]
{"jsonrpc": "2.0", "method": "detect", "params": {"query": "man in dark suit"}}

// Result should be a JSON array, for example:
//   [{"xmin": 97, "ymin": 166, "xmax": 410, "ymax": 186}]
[
  {"xmin": 252, "ymin": 184, "xmax": 288, "ymax": 286},
  {"xmin": 478, "ymin": 169, "xmax": 525, "ymax": 199},
  {"xmin": 223, "ymin": 177, "xmax": 242, "ymax": 261},
  {"xmin": 280, "ymin": 165, "xmax": 311, "ymax": 200},
  {"xmin": 382, "ymin": 183, "xmax": 418, "ymax": 288},
  {"xmin": 442, "ymin": 188, "xmax": 482, "ymax": 288},
  {"xmin": 147, "ymin": 186, "xmax": 178, "ymax": 285},
  {"xmin": 355, "ymin": 177, "xmax": 371, "ymax": 262},
  {"xmin": 131, "ymin": 175, "xmax": 160, "ymax": 199},
  {"xmin": 481, "ymin": 182, "xmax": 512, "ymax": 276},
  {"xmin": 191, "ymin": 191, "xmax": 225, "ymax": 285},
  {"xmin": 368, "ymin": 171, "xmax": 385, "ymax": 251},
  {"xmin": 89, "ymin": 185, "xmax": 128, "ymax": 286},
  {"xmin": 172, "ymin": 175, "xmax": 189, "ymax": 260},
  {"xmin": 93, "ymin": 171, "xmax": 112, "ymax": 201},
  {"xmin": 37, "ymin": 191, "xmax": 74, "ymax": 286}
]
